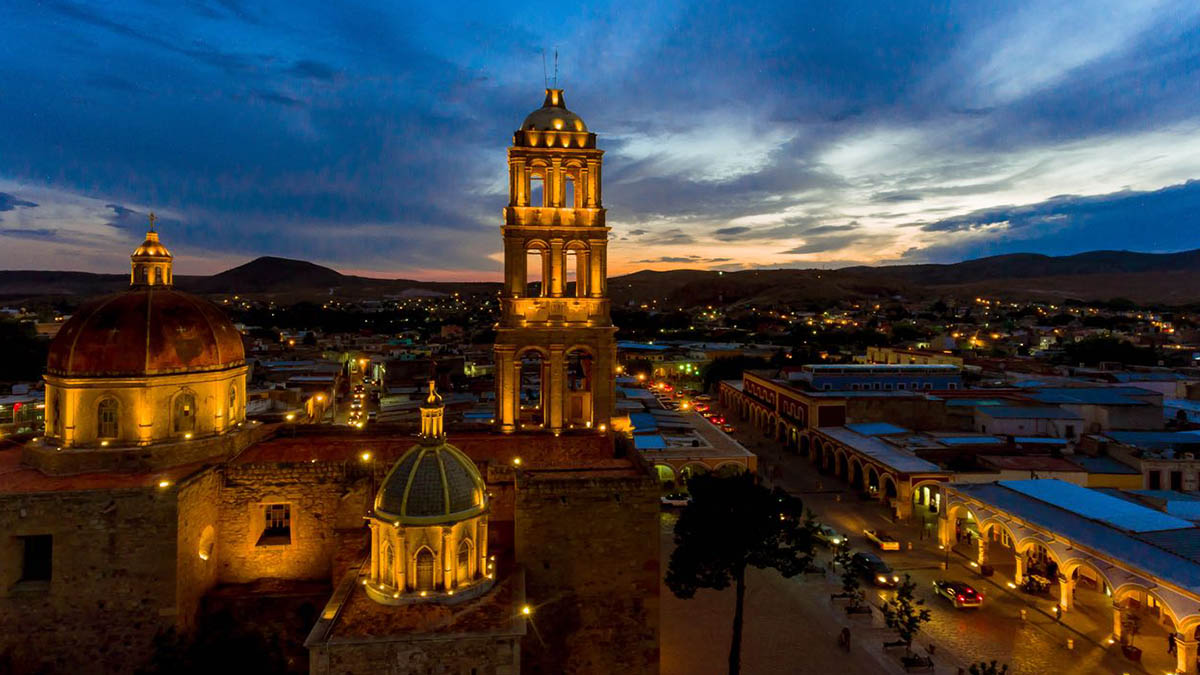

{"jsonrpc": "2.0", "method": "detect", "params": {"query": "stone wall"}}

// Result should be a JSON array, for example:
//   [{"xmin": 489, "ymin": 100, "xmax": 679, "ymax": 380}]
[
  {"xmin": 311, "ymin": 635, "xmax": 521, "ymax": 675},
  {"xmin": 514, "ymin": 473, "xmax": 660, "ymax": 675},
  {"xmin": 0, "ymin": 486, "xmax": 180, "ymax": 673},
  {"xmin": 176, "ymin": 468, "xmax": 222, "ymax": 632},
  {"xmin": 218, "ymin": 461, "xmax": 370, "ymax": 584}
]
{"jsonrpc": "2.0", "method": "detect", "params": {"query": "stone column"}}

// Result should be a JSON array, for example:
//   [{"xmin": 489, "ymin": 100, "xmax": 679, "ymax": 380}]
[
  {"xmin": 548, "ymin": 345, "xmax": 565, "ymax": 434},
  {"xmin": 937, "ymin": 513, "xmax": 953, "ymax": 548},
  {"xmin": 589, "ymin": 239, "xmax": 605, "ymax": 298},
  {"xmin": 369, "ymin": 524, "xmax": 380, "ymax": 582},
  {"xmin": 576, "ymin": 250, "xmax": 590, "ymax": 297},
  {"xmin": 1059, "ymin": 575, "xmax": 1075, "ymax": 611},
  {"xmin": 549, "ymin": 239, "xmax": 564, "ymax": 297},
  {"xmin": 520, "ymin": 164, "xmax": 531, "ymax": 207},
  {"xmin": 1113, "ymin": 603, "xmax": 1127, "ymax": 644},
  {"xmin": 1177, "ymin": 638, "xmax": 1197, "ymax": 674},
  {"xmin": 395, "ymin": 529, "xmax": 406, "ymax": 590},
  {"xmin": 441, "ymin": 526, "xmax": 453, "ymax": 590},
  {"xmin": 549, "ymin": 158, "xmax": 562, "ymax": 207},
  {"xmin": 977, "ymin": 537, "xmax": 989, "ymax": 566},
  {"xmin": 1014, "ymin": 555, "xmax": 1026, "ymax": 586},
  {"xmin": 495, "ymin": 346, "xmax": 516, "ymax": 433},
  {"xmin": 477, "ymin": 518, "xmax": 488, "ymax": 579}
]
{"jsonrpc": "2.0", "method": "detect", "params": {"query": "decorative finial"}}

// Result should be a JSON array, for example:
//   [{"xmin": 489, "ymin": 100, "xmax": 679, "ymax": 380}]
[
  {"xmin": 148, "ymin": 212, "xmax": 157, "ymax": 232},
  {"xmin": 426, "ymin": 379, "xmax": 441, "ymax": 405}
]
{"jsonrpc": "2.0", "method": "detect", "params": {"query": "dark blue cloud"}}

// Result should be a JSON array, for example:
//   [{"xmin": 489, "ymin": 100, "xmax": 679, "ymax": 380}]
[{"xmin": 0, "ymin": 194, "xmax": 38, "ymax": 212}]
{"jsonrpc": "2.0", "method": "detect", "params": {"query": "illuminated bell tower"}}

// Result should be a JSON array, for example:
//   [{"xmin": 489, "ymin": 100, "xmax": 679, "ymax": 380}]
[
  {"xmin": 494, "ymin": 88, "xmax": 616, "ymax": 434},
  {"xmin": 130, "ymin": 213, "xmax": 174, "ymax": 287}
]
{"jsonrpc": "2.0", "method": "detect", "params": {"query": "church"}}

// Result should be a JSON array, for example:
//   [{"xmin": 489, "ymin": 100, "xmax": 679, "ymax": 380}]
[{"xmin": 0, "ymin": 89, "xmax": 660, "ymax": 675}]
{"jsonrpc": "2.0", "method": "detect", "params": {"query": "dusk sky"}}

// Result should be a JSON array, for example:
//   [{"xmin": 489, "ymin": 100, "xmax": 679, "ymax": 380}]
[{"xmin": 3, "ymin": 1, "xmax": 1200, "ymax": 280}]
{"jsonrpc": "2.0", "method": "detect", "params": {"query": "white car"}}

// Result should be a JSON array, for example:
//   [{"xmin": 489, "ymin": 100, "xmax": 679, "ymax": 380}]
[
  {"xmin": 814, "ymin": 524, "xmax": 845, "ymax": 548},
  {"xmin": 863, "ymin": 529, "xmax": 900, "ymax": 551}
]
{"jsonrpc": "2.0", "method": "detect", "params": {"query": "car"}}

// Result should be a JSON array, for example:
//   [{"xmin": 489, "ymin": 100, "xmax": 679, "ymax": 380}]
[
  {"xmin": 864, "ymin": 528, "xmax": 901, "ymax": 551},
  {"xmin": 932, "ymin": 580, "xmax": 983, "ymax": 608},
  {"xmin": 367, "ymin": 411, "xmax": 378, "ymax": 422},
  {"xmin": 695, "ymin": 394, "xmax": 712, "ymax": 402},
  {"xmin": 693, "ymin": 403, "xmax": 709, "ymax": 412},
  {"xmin": 852, "ymin": 551, "xmax": 899, "ymax": 588},
  {"xmin": 660, "ymin": 492, "xmax": 691, "ymax": 507},
  {"xmin": 814, "ymin": 524, "xmax": 846, "ymax": 548},
  {"xmin": 721, "ymin": 424, "xmax": 735, "ymax": 433},
  {"xmin": 711, "ymin": 416, "xmax": 726, "ymax": 425}
]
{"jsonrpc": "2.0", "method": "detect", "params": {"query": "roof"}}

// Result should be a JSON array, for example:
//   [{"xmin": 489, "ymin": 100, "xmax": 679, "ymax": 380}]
[
  {"xmin": 374, "ymin": 440, "xmax": 485, "ymax": 525},
  {"xmin": 846, "ymin": 422, "xmax": 908, "ymax": 436},
  {"xmin": 520, "ymin": 88, "xmax": 587, "ymax": 132},
  {"xmin": 1067, "ymin": 455, "xmax": 1139, "ymax": 475},
  {"xmin": 1103, "ymin": 430, "xmax": 1200, "ymax": 450},
  {"xmin": 1028, "ymin": 386, "xmax": 1158, "ymax": 406},
  {"xmin": 633, "ymin": 435, "xmax": 667, "ymax": 450},
  {"xmin": 1001, "ymin": 479, "xmax": 1193, "ymax": 533},
  {"xmin": 979, "ymin": 455, "xmax": 1086, "ymax": 472},
  {"xmin": 950, "ymin": 481, "xmax": 1200, "ymax": 594},
  {"xmin": 976, "ymin": 406, "xmax": 1083, "ymax": 420},
  {"xmin": 47, "ymin": 288, "xmax": 245, "ymax": 377},
  {"xmin": 819, "ymin": 427, "xmax": 942, "ymax": 474}
]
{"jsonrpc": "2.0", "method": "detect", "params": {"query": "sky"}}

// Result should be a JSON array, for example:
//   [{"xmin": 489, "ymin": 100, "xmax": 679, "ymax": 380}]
[{"xmin": 2, "ymin": 1, "xmax": 1200, "ymax": 280}]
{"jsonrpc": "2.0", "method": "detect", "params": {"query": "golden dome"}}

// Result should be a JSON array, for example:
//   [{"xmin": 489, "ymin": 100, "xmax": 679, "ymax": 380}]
[
  {"xmin": 521, "ymin": 88, "xmax": 588, "ymax": 133},
  {"xmin": 132, "ymin": 230, "xmax": 172, "ymax": 260}
]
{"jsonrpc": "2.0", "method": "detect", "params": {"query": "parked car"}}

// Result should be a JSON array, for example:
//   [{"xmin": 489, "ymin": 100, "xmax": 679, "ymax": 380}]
[
  {"xmin": 852, "ymin": 551, "xmax": 899, "ymax": 588},
  {"xmin": 932, "ymin": 580, "xmax": 983, "ymax": 608},
  {"xmin": 721, "ymin": 424, "xmax": 735, "ymax": 433},
  {"xmin": 814, "ymin": 524, "xmax": 845, "ymax": 548},
  {"xmin": 864, "ymin": 529, "xmax": 900, "ymax": 551},
  {"xmin": 660, "ymin": 492, "xmax": 691, "ymax": 507}
]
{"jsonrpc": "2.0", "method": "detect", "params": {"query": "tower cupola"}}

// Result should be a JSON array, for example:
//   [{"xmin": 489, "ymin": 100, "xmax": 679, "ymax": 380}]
[{"xmin": 130, "ymin": 213, "xmax": 173, "ymax": 287}]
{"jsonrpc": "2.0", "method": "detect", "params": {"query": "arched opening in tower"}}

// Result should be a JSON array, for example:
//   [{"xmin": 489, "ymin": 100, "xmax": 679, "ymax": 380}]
[
  {"xmin": 518, "ymin": 349, "xmax": 547, "ymax": 428},
  {"xmin": 566, "ymin": 347, "xmax": 594, "ymax": 429},
  {"xmin": 525, "ymin": 246, "xmax": 546, "ymax": 298},
  {"xmin": 530, "ymin": 173, "xmax": 545, "ymax": 207}
]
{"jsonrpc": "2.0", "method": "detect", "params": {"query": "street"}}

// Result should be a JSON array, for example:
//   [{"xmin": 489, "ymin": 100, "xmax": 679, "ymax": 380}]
[{"xmin": 658, "ymin": 403, "xmax": 1174, "ymax": 674}]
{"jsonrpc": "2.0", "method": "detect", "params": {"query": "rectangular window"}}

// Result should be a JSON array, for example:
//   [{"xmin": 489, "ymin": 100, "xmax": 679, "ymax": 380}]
[
  {"xmin": 1171, "ymin": 471, "xmax": 1183, "ymax": 491},
  {"xmin": 20, "ymin": 535, "xmax": 52, "ymax": 582},
  {"xmin": 1149, "ymin": 470, "xmax": 1162, "ymax": 490},
  {"xmin": 258, "ymin": 504, "xmax": 291, "ymax": 546}
]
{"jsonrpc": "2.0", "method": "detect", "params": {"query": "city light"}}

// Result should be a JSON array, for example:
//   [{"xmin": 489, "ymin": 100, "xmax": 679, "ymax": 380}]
[
  {"xmin": 521, "ymin": 605, "xmax": 532, "ymax": 616},
  {"xmin": 361, "ymin": 452, "xmax": 372, "ymax": 462}
]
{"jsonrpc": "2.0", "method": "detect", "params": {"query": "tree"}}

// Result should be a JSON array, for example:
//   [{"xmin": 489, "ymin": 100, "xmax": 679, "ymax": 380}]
[
  {"xmin": 666, "ymin": 472, "xmax": 816, "ymax": 675},
  {"xmin": 831, "ymin": 548, "xmax": 865, "ymax": 608},
  {"xmin": 969, "ymin": 661, "xmax": 1009, "ymax": 675},
  {"xmin": 880, "ymin": 574, "xmax": 931, "ymax": 657}
]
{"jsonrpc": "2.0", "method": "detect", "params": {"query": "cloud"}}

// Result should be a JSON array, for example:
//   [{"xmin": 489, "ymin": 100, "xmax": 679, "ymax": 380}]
[
  {"xmin": 287, "ymin": 59, "xmax": 337, "ymax": 81},
  {"xmin": 0, "ymin": 228, "xmax": 58, "ymax": 241},
  {"xmin": 0, "ymin": 193, "xmax": 37, "ymax": 212},
  {"xmin": 634, "ymin": 255, "xmax": 732, "ymax": 264}
]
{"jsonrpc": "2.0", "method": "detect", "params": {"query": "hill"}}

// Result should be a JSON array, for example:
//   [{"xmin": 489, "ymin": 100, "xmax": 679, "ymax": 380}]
[{"xmin": 3, "ymin": 249, "xmax": 1200, "ymax": 307}]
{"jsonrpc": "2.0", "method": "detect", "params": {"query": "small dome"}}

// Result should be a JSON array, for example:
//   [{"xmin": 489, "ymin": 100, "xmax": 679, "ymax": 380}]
[
  {"xmin": 47, "ymin": 288, "xmax": 246, "ymax": 377},
  {"xmin": 375, "ymin": 441, "xmax": 486, "ymax": 525},
  {"xmin": 132, "ymin": 230, "xmax": 172, "ymax": 259},
  {"xmin": 521, "ymin": 88, "xmax": 587, "ymax": 132}
]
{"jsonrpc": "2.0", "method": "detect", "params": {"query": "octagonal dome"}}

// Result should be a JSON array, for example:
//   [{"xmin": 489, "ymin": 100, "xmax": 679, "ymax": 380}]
[
  {"xmin": 521, "ymin": 88, "xmax": 588, "ymax": 133},
  {"xmin": 47, "ymin": 288, "xmax": 246, "ymax": 377},
  {"xmin": 374, "ymin": 441, "xmax": 486, "ymax": 525}
]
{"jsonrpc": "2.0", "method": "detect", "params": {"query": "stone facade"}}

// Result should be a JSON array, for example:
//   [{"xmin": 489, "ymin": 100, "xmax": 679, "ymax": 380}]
[{"xmin": 515, "ymin": 473, "xmax": 661, "ymax": 674}]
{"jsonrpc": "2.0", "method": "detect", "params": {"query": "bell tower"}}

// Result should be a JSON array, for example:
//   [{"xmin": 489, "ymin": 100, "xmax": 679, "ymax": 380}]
[
  {"xmin": 130, "ymin": 213, "xmax": 173, "ymax": 287},
  {"xmin": 494, "ymin": 88, "xmax": 616, "ymax": 434}
]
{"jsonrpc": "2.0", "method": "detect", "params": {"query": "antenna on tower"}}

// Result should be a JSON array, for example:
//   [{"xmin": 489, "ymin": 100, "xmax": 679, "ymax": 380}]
[
  {"xmin": 553, "ymin": 49, "xmax": 559, "ymax": 88},
  {"xmin": 542, "ymin": 49, "xmax": 548, "ymax": 88}
]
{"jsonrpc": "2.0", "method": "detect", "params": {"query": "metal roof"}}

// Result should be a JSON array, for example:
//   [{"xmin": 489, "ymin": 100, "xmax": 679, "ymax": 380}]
[
  {"xmin": 820, "ymin": 427, "xmax": 942, "ymax": 474},
  {"xmin": 1000, "ymin": 479, "xmax": 1194, "ymax": 533},
  {"xmin": 977, "ymin": 406, "xmax": 1083, "ymax": 420},
  {"xmin": 846, "ymin": 422, "xmax": 909, "ymax": 436}
]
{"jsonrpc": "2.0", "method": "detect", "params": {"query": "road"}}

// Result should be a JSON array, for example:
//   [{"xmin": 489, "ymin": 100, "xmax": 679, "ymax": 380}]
[{"xmin": 690, "ymin": 406, "xmax": 1176, "ymax": 675}]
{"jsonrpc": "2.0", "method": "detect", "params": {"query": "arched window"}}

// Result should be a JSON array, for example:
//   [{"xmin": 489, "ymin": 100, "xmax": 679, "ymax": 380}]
[
  {"xmin": 457, "ymin": 539, "xmax": 472, "ymax": 582},
  {"xmin": 97, "ymin": 398, "xmax": 119, "ymax": 439},
  {"xmin": 228, "ymin": 384, "xmax": 238, "ymax": 420},
  {"xmin": 154, "ymin": 267, "xmax": 163, "ymax": 285},
  {"xmin": 415, "ymin": 548, "xmax": 435, "ymax": 592},
  {"xmin": 173, "ymin": 392, "xmax": 196, "ymax": 435},
  {"xmin": 381, "ymin": 542, "xmax": 394, "ymax": 586}
]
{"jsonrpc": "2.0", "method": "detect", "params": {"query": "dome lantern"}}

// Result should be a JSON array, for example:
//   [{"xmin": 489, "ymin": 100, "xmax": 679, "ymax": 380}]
[{"xmin": 130, "ymin": 213, "xmax": 173, "ymax": 287}]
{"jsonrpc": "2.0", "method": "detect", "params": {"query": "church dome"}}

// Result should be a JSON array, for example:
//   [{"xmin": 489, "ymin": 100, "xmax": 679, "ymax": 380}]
[
  {"xmin": 46, "ymin": 288, "xmax": 245, "ymax": 377},
  {"xmin": 132, "ymin": 230, "xmax": 172, "ymax": 259},
  {"xmin": 375, "ymin": 441, "xmax": 486, "ymax": 525},
  {"xmin": 521, "ymin": 88, "xmax": 588, "ymax": 132}
]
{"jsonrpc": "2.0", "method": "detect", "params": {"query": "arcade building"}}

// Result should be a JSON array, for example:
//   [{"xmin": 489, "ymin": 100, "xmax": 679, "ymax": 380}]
[{"xmin": 0, "ymin": 89, "xmax": 660, "ymax": 675}]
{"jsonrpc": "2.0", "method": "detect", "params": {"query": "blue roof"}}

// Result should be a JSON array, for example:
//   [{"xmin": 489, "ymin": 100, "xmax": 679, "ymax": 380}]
[
  {"xmin": 634, "ymin": 435, "xmax": 667, "ymax": 450},
  {"xmin": 1103, "ymin": 431, "xmax": 1200, "ymax": 450},
  {"xmin": 629, "ymin": 413, "xmax": 658, "ymax": 432},
  {"xmin": 617, "ymin": 341, "xmax": 670, "ymax": 351},
  {"xmin": 1000, "ymin": 479, "xmax": 1194, "ymax": 533},
  {"xmin": 944, "ymin": 398, "xmax": 1008, "ymax": 407},
  {"xmin": 820, "ymin": 427, "xmax": 942, "ymax": 474},
  {"xmin": 846, "ymin": 422, "xmax": 909, "ymax": 436},
  {"xmin": 1029, "ymin": 387, "xmax": 1157, "ymax": 405},
  {"xmin": 938, "ymin": 435, "xmax": 1004, "ymax": 446},
  {"xmin": 1013, "ymin": 437, "xmax": 1069, "ymax": 445},
  {"xmin": 978, "ymin": 406, "xmax": 1083, "ymax": 420}
]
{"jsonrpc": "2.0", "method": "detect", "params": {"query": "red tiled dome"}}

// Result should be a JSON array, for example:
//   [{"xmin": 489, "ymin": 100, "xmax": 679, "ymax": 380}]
[{"xmin": 47, "ymin": 288, "xmax": 245, "ymax": 377}]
